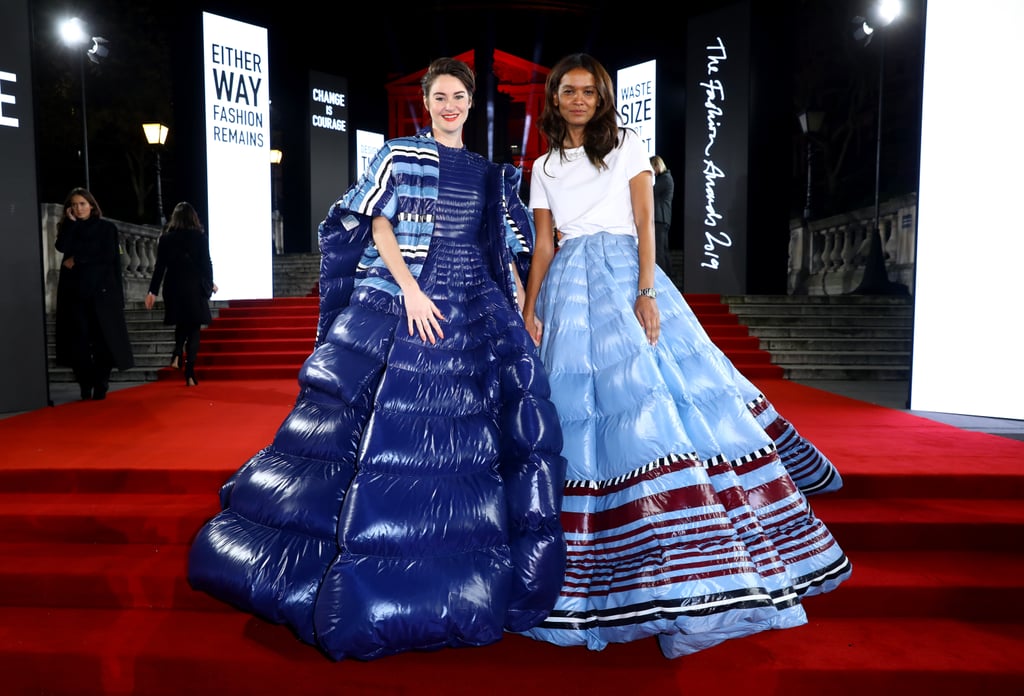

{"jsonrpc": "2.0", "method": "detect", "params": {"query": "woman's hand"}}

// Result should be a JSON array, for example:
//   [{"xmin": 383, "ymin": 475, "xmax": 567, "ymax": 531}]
[
  {"xmin": 211, "ymin": 283, "xmax": 219, "ymax": 294},
  {"xmin": 61, "ymin": 257, "xmax": 75, "ymax": 269},
  {"xmin": 634, "ymin": 296, "xmax": 660, "ymax": 346},
  {"xmin": 523, "ymin": 309, "xmax": 543, "ymax": 347},
  {"xmin": 144, "ymin": 292, "xmax": 156, "ymax": 310},
  {"xmin": 404, "ymin": 286, "xmax": 446, "ymax": 344}
]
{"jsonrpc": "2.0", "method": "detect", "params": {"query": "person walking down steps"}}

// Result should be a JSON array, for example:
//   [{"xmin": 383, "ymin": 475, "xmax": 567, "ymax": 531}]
[{"xmin": 145, "ymin": 202, "xmax": 217, "ymax": 386}]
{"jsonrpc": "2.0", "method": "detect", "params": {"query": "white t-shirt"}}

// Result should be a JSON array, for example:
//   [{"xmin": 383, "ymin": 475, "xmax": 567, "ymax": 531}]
[{"xmin": 529, "ymin": 128, "xmax": 653, "ymax": 241}]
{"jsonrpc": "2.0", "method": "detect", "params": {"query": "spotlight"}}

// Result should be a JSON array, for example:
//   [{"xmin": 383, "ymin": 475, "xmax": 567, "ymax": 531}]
[
  {"xmin": 852, "ymin": 16, "xmax": 875, "ymax": 44},
  {"xmin": 868, "ymin": 0, "xmax": 903, "ymax": 29},
  {"xmin": 87, "ymin": 37, "xmax": 109, "ymax": 64}
]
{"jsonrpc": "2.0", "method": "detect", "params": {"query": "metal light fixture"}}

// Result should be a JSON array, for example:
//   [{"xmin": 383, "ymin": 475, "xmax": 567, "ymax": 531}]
[
  {"xmin": 851, "ymin": 0, "xmax": 906, "ymax": 295},
  {"xmin": 59, "ymin": 17, "xmax": 108, "ymax": 191},
  {"xmin": 87, "ymin": 37, "xmax": 109, "ymax": 64},
  {"xmin": 143, "ymin": 123, "xmax": 169, "ymax": 225},
  {"xmin": 798, "ymin": 110, "xmax": 825, "ymax": 220}
]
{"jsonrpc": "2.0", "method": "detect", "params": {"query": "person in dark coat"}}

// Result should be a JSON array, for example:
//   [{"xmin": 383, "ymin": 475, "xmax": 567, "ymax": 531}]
[
  {"xmin": 54, "ymin": 187, "xmax": 135, "ymax": 400},
  {"xmin": 650, "ymin": 154, "xmax": 675, "ymax": 278},
  {"xmin": 144, "ymin": 201, "xmax": 217, "ymax": 386}
]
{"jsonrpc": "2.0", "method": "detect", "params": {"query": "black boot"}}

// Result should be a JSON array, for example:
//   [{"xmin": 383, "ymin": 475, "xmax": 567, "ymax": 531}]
[
  {"xmin": 92, "ymin": 366, "xmax": 111, "ymax": 400},
  {"xmin": 79, "ymin": 383, "xmax": 92, "ymax": 400}
]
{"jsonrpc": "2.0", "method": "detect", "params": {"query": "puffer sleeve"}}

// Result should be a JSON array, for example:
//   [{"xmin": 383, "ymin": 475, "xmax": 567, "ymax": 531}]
[
  {"xmin": 484, "ymin": 163, "xmax": 536, "ymax": 308},
  {"xmin": 500, "ymin": 164, "xmax": 535, "ymax": 288},
  {"xmin": 315, "ymin": 142, "xmax": 397, "ymax": 346}
]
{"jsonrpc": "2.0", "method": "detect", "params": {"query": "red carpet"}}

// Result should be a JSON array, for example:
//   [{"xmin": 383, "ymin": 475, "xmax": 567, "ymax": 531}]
[
  {"xmin": 162, "ymin": 295, "xmax": 783, "ymax": 382},
  {"xmin": 3, "ymin": 379, "xmax": 1023, "ymax": 693}
]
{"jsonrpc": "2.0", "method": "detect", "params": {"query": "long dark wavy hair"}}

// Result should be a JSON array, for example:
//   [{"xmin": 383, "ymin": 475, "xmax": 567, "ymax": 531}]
[
  {"xmin": 538, "ymin": 53, "xmax": 620, "ymax": 174},
  {"xmin": 165, "ymin": 201, "xmax": 205, "ymax": 234},
  {"xmin": 57, "ymin": 187, "xmax": 102, "ymax": 233}
]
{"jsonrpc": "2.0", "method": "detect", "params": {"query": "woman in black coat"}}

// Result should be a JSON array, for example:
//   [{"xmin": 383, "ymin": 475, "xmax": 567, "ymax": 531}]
[
  {"xmin": 145, "ymin": 202, "xmax": 217, "ymax": 386},
  {"xmin": 54, "ymin": 187, "xmax": 135, "ymax": 400}
]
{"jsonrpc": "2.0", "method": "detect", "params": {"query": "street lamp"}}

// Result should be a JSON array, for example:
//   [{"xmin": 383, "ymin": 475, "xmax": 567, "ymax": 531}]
[
  {"xmin": 59, "ymin": 17, "xmax": 108, "ymax": 191},
  {"xmin": 142, "ymin": 123, "xmax": 169, "ymax": 225},
  {"xmin": 270, "ymin": 148, "xmax": 283, "ymax": 216},
  {"xmin": 851, "ymin": 0, "xmax": 907, "ymax": 295},
  {"xmin": 797, "ymin": 110, "xmax": 824, "ymax": 220}
]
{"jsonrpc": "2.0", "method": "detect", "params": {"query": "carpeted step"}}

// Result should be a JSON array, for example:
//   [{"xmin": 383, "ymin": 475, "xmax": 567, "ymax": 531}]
[
  {"xmin": 193, "ymin": 350, "xmax": 311, "ymax": 367},
  {"xmin": 834, "ymin": 471, "xmax": 1024, "ymax": 499},
  {"xmin": 3, "ymin": 542, "xmax": 1021, "ymax": 622},
  {"xmin": 3, "ymin": 607, "xmax": 1022, "ymax": 696},
  {"xmin": 811, "ymin": 496, "xmax": 1024, "ymax": 551},
  {"xmin": 201, "ymin": 325, "xmax": 315, "ymax": 341},
  {"xmin": 0, "ymin": 467, "xmax": 230, "ymax": 494},
  {"xmin": 0, "ymin": 493, "xmax": 217, "ymax": 545},
  {"xmin": 202, "ymin": 316, "xmax": 316, "ymax": 330},
  {"xmin": 199, "ymin": 337, "xmax": 314, "ymax": 354},
  {"xmin": 215, "ymin": 306, "xmax": 319, "ymax": 319},
  {"xmin": 173, "ymin": 365, "xmax": 302, "ymax": 381},
  {"xmin": 228, "ymin": 297, "xmax": 319, "ymax": 308},
  {"xmin": 5, "ymin": 463, "xmax": 1020, "ymax": 500},
  {"xmin": 734, "ymin": 364, "xmax": 785, "ymax": 379},
  {"xmin": 802, "ymin": 550, "xmax": 1024, "ymax": 621},
  {"xmin": 0, "ymin": 542, "xmax": 224, "ymax": 612}
]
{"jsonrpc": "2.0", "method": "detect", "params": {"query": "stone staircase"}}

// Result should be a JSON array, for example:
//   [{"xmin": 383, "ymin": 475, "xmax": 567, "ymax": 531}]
[
  {"xmin": 272, "ymin": 251, "xmax": 320, "ymax": 297},
  {"xmin": 44, "ymin": 253, "xmax": 320, "ymax": 385},
  {"xmin": 45, "ymin": 254, "xmax": 915, "ymax": 385},
  {"xmin": 45, "ymin": 306, "xmax": 182, "ymax": 384},
  {"xmin": 720, "ymin": 294, "xmax": 914, "ymax": 381}
]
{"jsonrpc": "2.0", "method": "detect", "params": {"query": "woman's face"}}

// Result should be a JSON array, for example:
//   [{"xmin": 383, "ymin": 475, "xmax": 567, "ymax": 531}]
[
  {"xmin": 68, "ymin": 195, "xmax": 93, "ymax": 220},
  {"xmin": 555, "ymin": 67, "xmax": 599, "ymax": 129},
  {"xmin": 425, "ymin": 74, "xmax": 471, "ymax": 143}
]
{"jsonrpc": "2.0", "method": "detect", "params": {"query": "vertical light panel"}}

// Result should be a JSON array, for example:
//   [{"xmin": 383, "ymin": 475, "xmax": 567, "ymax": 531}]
[
  {"xmin": 308, "ymin": 71, "xmax": 349, "ymax": 247},
  {"xmin": 616, "ymin": 59, "xmax": 657, "ymax": 156},
  {"xmin": 0, "ymin": 0, "xmax": 48, "ymax": 413},
  {"xmin": 202, "ymin": 12, "xmax": 272, "ymax": 300},
  {"xmin": 355, "ymin": 129, "xmax": 385, "ymax": 181},
  {"xmin": 912, "ymin": 1, "xmax": 1024, "ymax": 419},
  {"xmin": 683, "ymin": 2, "xmax": 752, "ymax": 294}
]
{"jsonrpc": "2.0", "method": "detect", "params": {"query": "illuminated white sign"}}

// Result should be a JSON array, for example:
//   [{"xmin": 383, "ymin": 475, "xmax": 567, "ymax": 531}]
[
  {"xmin": 616, "ymin": 60, "xmax": 656, "ymax": 155},
  {"xmin": 0, "ymin": 70, "xmax": 18, "ymax": 128},
  {"xmin": 202, "ymin": 12, "xmax": 272, "ymax": 300},
  {"xmin": 356, "ymin": 129, "xmax": 384, "ymax": 181},
  {"xmin": 912, "ymin": 1, "xmax": 1023, "ymax": 419}
]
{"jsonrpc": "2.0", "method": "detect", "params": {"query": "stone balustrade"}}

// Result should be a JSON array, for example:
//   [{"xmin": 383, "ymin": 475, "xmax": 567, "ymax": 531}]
[
  {"xmin": 787, "ymin": 193, "xmax": 917, "ymax": 296},
  {"xmin": 40, "ymin": 203, "xmax": 286, "ymax": 312},
  {"xmin": 40, "ymin": 203, "xmax": 162, "ymax": 313},
  {"xmin": 39, "ymin": 197, "xmax": 917, "ymax": 312}
]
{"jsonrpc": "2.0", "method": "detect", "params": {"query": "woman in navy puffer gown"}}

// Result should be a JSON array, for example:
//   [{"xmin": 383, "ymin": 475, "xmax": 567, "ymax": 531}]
[{"xmin": 188, "ymin": 57, "xmax": 567, "ymax": 662}]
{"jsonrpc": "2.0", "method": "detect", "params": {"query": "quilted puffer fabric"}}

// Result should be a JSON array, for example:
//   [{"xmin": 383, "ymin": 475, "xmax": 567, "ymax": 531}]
[
  {"xmin": 516, "ymin": 231, "xmax": 851, "ymax": 658},
  {"xmin": 188, "ymin": 144, "xmax": 566, "ymax": 661}
]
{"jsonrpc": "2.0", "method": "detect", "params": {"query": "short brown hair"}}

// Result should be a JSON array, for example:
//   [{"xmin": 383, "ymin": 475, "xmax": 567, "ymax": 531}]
[{"xmin": 421, "ymin": 57, "xmax": 476, "ymax": 99}]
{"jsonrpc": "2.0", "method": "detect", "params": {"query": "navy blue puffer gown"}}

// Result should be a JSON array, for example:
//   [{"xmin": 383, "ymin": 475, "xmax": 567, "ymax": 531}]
[{"xmin": 188, "ymin": 141, "xmax": 567, "ymax": 661}]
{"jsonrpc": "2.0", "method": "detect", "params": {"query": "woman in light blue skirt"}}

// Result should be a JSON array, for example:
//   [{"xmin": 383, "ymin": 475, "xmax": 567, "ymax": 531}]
[{"xmin": 519, "ymin": 53, "xmax": 852, "ymax": 659}]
